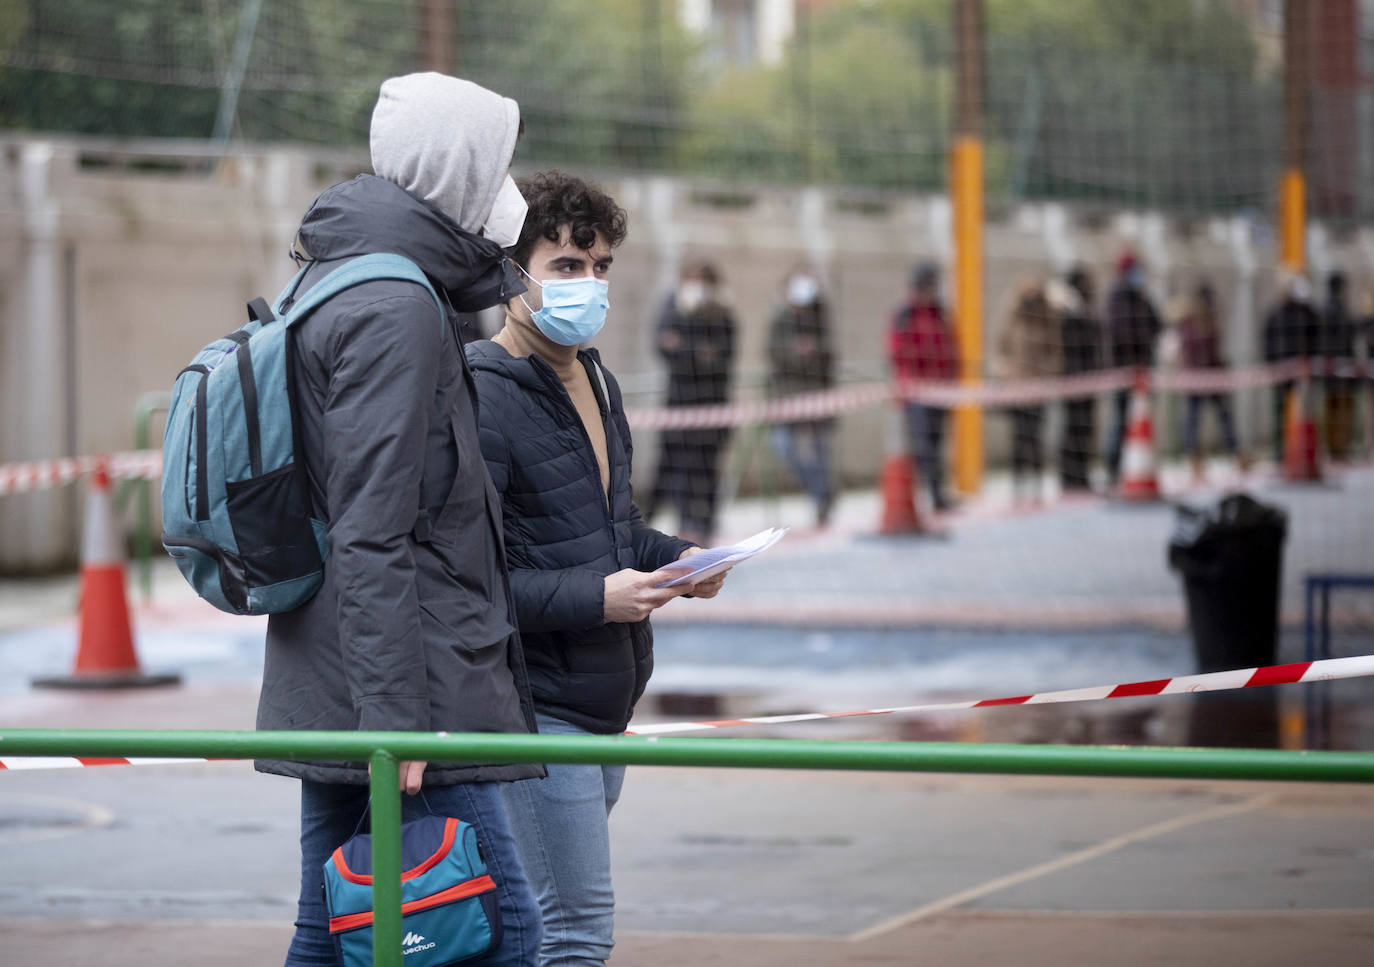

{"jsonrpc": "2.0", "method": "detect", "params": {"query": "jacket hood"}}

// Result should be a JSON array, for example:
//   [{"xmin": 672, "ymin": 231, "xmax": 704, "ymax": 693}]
[
  {"xmin": 466, "ymin": 339, "xmax": 603, "ymax": 397},
  {"xmin": 370, "ymin": 72, "xmax": 520, "ymax": 235},
  {"xmin": 296, "ymin": 174, "xmax": 526, "ymax": 312}
]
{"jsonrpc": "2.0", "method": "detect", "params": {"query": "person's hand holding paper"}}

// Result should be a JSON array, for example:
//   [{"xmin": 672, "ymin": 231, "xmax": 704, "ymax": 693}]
[
  {"xmin": 655, "ymin": 527, "xmax": 789, "ymax": 589},
  {"xmin": 674, "ymin": 546, "xmax": 728, "ymax": 597}
]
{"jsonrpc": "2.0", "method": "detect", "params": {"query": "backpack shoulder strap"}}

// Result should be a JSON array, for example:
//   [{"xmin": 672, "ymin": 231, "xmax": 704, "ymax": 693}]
[
  {"xmin": 585, "ymin": 356, "xmax": 611, "ymax": 412},
  {"xmin": 591, "ymin": 359, "xmax": 610, "ymax": 402},
  {"xmin": 278, "ymin": 253, "xmax": 444, "ymax": 333}
]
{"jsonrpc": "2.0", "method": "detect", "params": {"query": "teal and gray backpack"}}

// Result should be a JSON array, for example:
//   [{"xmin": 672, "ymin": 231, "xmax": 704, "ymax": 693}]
[{"xmin": 161, "ymin": 253, "xmax": 441, "ymax": 615}]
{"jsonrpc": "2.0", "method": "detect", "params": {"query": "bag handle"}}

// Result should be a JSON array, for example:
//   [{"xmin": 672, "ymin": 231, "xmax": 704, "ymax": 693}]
[
  {"xmin": 246, "ymin": 297, "xmax": 275, "ymax": 324},
  {"xmin": 348, "ymin": 788, "xmax": 437, "ymax": 840}
]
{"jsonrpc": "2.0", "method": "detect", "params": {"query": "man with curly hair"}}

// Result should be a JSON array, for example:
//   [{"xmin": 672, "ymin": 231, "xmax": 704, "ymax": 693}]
[{"xmin": 466, "ymin": 170, "xmax": 727, "ymax": 965}]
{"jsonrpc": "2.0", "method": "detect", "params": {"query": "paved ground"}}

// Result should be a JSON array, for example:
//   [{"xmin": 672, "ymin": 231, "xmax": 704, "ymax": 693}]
[
  {"xmin": 649, "ymin": 459, "xmax": 1374, "ymax": 630},
  {"xmin": 2, "ymin": 704, "xmax": 1373, "ymax": 966},
  {"xmin": 1, "ymin": 460, "xmax": 1373, "ymax": 965}
]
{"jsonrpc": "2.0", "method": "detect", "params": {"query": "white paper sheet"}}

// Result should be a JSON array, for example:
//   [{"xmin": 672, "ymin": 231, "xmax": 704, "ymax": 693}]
[{"xmin": 654, "ymin": 526, "xmax": 789, "ymax": 588}]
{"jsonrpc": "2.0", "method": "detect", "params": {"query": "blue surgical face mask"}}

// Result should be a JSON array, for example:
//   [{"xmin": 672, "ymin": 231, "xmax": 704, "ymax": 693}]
[{"xmin": 516, "ymin": 263, "xmax": 610, "ymax": 346}]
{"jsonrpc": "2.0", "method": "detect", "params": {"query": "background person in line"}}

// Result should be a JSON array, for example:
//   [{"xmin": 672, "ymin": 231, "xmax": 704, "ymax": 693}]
[
  {"xmin": 997, "ymin": 278, "xmax": 1062, "ymax": 505},
  {"xmin": 1263, "ymin": 270, "xmax": 1320, "ymax": 462},
  {"xmin": 645, "ymin": 260, "xmax": 737, "ymax": 545},
  {"xmin": 1057, "ymin": 264, "xmax": 1102, "ymax": 492},
  {"xmin": 1362, "ymin": 288, "xmax": 1374, "ymax": 457},
  {"xmin": 1104, "ymin": 251, "xmax": 1162, "ymax": 487},
  {"xmin": 467, "ymin": 170, "xmax": 727, "ymax": 967},
  {"xmin": 1320, "ymin": 270, "xmax": 1359, "ymax": 462},
  {"xmin": 1178, "ymin": 281, "xmax": 1247, "ymax": 480},
  {"xmin": 766, "ymin": 266, "xmax": 839, "ymax": 526},
  {"xmin": 888, "ymin": 262, "xmax": 958, "ymax": 511},
  {"xmin": 254, "ymin": 73, "xmax": 543, "ymax": 967}
]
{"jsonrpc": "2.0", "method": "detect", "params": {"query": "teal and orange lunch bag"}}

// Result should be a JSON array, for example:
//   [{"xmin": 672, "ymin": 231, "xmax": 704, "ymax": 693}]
[{"xmin": 323, "ymin": 814, "xmax": 501, "ymax": 966}]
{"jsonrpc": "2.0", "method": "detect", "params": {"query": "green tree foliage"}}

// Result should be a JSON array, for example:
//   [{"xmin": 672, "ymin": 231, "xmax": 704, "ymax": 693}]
[
  {"xmin": 0, "ymin": 1, "xmax": 222, "ymax": 138},
  {"xmin": 0, "ymin": 0, "xmax": 1279, "ymax": 210},
  {"xmin": 985, "ymin": 0, "xmax": 1277, "ymax": 208},
  {"xmin": 681, "ymin": 0, "xmax": 1274, "ymax": 205},
  {"xmin": 0, "ymin": 0, "xmax": 417, "ymax": 142},
  {"xmin": 454, "ymin": 0, "xmax": 694, "ymax": 172},
  {"xmin": 683, "ymin": 0, "xmax": 950, "ymax": 187},
  {"xmin": 229, "ymin": 0, "xmax": 415, "ymax": 144}
]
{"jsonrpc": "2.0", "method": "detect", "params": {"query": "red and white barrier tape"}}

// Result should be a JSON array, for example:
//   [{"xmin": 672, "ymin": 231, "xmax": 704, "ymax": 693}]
[
  {"xmin": 0, "ymin": 451, "xmax": 161, "ymax": 497},
  {"xmin": 2, "ymin": 655, "xmax": 1369, "ymax": 770},
  {"xmin": 625, "ymin": 358, "xmax": 1361, "ymax": 430},
  {"xmin": 623, "ymin": 654, "xmax": 1374, "ymax": 737},
  {"xmin": 0, "ymin": 756, "xmax": 222, "ymax": 771},
  {"xmin": 1, "ymin": 358, "xmax": 1363, "ymax": 492},
  {"xmin": 627, "ymin": 383, "xmax": 892, "ymax": 430}
]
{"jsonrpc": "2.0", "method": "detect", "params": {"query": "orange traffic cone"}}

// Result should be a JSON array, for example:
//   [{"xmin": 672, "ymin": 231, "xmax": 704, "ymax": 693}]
[
  {"xmin": 33, "ymin": 460, "xmax": 179, "ymax": 689},
  {"xmin": 1283, "ymin": 360, "xmax": 1322, "ymax": 482},
  {"xmin": 1118, "ymin": 369, "xmax": 1161, "ymax": 501},
  {"xmin": 879, "ymin": 455, "xmax": 925, "ymax": 534},
  {"xmin": 879, "ymin": 405, "xmax": 926, "ymax": 534}
]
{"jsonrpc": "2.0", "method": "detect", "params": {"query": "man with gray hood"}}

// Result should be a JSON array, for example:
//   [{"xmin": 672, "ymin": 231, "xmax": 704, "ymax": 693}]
[{"xmin": 254, "ymin": 73, "xmax": 543, "ymax": 966}]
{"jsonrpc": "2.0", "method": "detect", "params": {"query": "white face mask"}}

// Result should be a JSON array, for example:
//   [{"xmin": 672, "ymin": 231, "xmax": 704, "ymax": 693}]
[
  {"xmin": 677, "ymin": 280, "xmax": 707, "ymax": 313},
  {"xmin": 481, "ymin": 174, "xmax": 527, "ymax": 249},
  {"xmin": 787, "ymin": 274, "xmax": 819, "ymax": 307}
]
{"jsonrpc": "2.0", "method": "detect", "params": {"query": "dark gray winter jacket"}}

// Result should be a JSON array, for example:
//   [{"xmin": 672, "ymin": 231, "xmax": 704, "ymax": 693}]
[
  {"xmin": 465, "ymin": 340, "xmax": 693, "ymax": 734},
  {"xmin": 255, "ymin": 174, "xmax": 542, "ymax": 785}
]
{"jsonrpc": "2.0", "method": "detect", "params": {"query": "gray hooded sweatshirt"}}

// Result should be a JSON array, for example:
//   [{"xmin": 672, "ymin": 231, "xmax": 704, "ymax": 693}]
[{"xmin": 370, "ymin": 72, "xmax": 521, "ymax": 235}]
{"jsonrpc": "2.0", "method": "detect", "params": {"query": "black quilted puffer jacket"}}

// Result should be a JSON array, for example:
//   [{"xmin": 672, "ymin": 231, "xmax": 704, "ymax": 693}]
[{"xmin": 465, "ymin": 339, "xmax": 693, "ymax": 734}]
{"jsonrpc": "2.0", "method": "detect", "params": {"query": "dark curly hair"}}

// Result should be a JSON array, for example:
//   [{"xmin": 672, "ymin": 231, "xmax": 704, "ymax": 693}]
[{"xmin": 509, "ymin": 170, "xmax": 628, "ymax": 270}]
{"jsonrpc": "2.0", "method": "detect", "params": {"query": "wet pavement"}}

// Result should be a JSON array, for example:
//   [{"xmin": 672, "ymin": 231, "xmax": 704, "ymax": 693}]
[
  {"xmin": 1, "ymin": 461, "xmax": 1372, "ymax": 965},
  {"xmin": 2, "ymin": 736, "xmax": 1373, "ymax": 966}
]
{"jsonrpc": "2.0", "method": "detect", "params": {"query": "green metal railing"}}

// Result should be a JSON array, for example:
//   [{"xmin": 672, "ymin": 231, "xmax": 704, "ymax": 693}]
[{"xmin": 3, "ymin": 729, "xmax": 1373, "ymax": 966}]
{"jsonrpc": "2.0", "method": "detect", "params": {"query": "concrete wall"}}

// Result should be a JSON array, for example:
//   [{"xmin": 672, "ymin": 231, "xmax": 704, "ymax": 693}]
[{"xmin": 3, "ymin": 135, "xmax": 1372, "ymax": 570}]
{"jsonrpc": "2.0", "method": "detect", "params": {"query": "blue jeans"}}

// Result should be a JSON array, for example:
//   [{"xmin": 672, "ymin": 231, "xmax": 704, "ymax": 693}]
[
  {"xmin": 285, "ymin": 779, "xmax": 541, "ymax": 966},
  {"xmin": 902, "ymin": 402, "xmax": 948, "ymax": 506},
  {"xmin": 1183, "ymin": 393, "xmax": 1239, "ymax": 456},
  {"xmin": 1106, "ymin": 388, "xmax": 1131, "ymax": 484},
  {"xmin": 770, "ymin": 421, "xmax": 836, "ymax": 508},
  {"xmin": 502, "ymin": 714, "xmax": 626, "ymax": 967}
]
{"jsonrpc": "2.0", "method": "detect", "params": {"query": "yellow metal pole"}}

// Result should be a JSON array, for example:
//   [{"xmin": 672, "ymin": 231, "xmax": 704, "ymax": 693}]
[
  {"xmin": 952, "ymin": 0, "xmax": 984, "ymax": 495},
  {"xmin": 1279, "ymin": 169, "xmax": 1305, "ymax": 271},
  {"xmin": 1280, "ymin": 0, "xmax": 1308, "ymax": 271},
  {"xmin": 952, "ymin": 135, "xmax": 984, "ymax": 494}
]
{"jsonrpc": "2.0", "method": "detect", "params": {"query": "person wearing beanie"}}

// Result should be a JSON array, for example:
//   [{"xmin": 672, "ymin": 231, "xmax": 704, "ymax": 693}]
[
  {"xmin": 256, "ymin": 72, "xmax": 543, "ymax": 966},
  {"xmin": 1320, "ymin": 271, "xmax": 1358, "ymax": 460},
  {"xmin": 1262, "ymin": 269, "xmax": 1321, "ymax": 462},
  {"xmin": 888, "ymin": 262, "xmax": 959, "ymax": 512},
  {"xmin": 1104, "ymin": 250, "xmax": 1162, "ymax": 487}
]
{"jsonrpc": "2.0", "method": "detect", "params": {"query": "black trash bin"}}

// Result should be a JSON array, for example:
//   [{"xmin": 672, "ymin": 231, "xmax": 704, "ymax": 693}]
[
  {"xmin": 1168, "ymin": 493, "xmax": 1288, "ymax": 674},
  {"xmin": 1169, "ymin": 494, "xmax": 1288, "ymax": 748}
]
